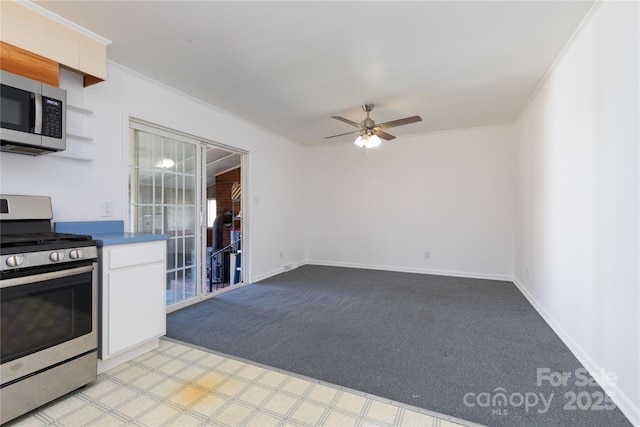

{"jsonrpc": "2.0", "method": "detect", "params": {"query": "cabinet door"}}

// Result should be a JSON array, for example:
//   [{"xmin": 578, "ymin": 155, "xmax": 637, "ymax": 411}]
[{"xmin": 106, "ymin": 262, "xmax": 165, "ymax": 356}]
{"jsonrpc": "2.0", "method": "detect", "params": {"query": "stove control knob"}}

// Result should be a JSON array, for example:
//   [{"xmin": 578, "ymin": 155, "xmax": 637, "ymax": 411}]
[
  {"xmin": 6, "ymin": 255, "xmax": 24, "ymax": 267},
  {"xmin": 69, "ymin": 249, "xmax": 83, "ymax": 259},
  {"xmin": 50, "ymin": 251, "xmax": 65, "ymax": 262}
]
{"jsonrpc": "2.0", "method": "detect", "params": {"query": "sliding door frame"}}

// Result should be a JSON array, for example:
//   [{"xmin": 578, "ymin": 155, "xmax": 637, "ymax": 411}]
[{"xmin": 127, "ymin": 117, "xmax": 249, "ymax": 314}]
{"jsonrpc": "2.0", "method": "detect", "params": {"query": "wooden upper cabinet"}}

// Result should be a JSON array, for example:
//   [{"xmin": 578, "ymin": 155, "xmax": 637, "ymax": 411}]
[
  {"xmin": 78, "ymin": 37, "xmax": 108, "ymax": 82},
  {"xmin": 0, "ymin": 2, "xmax": 109, "ymax": 87},
  {"xmin": 0, "ymin": 42, "xmax": 59, "ymax": 87}
]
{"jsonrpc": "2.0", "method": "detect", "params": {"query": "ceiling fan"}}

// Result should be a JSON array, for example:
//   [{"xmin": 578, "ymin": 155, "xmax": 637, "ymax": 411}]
[{"xmin": 325, "ymin": 104, "xmax": 422, "ymax": 147}]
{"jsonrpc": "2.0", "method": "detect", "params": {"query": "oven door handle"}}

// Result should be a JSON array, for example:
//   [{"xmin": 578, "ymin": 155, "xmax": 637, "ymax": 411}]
[{"xmin": 0, "ymin": 264, "xmax": 94, "ymax": 288}]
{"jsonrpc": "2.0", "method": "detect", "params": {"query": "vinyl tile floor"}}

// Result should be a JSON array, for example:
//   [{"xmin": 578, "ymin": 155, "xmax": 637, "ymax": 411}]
[{"xmin": 6, "ymin": 339, "xmax": 474, "ymax": 427}]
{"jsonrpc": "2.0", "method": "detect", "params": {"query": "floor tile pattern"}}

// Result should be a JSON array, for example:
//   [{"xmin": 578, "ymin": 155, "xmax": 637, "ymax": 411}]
[{"xmin": 6, "ymin": 340, "xmax": 473, "ymax": 427}]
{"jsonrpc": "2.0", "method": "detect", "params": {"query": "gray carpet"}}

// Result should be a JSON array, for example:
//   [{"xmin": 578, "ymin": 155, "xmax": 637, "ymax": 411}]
[{"xmin": 166, "ymin": 265, "xmax": 631, "ymax": 427}]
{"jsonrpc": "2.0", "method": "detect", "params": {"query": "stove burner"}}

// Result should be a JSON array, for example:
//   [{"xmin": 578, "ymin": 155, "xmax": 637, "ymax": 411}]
[
  {"xmin": 0, "ymin": 196, "xmax": 98, "ymax": 273},
  {"xmin": 1, "ymin": 233, "xmax": 93, "ymax": 248}
]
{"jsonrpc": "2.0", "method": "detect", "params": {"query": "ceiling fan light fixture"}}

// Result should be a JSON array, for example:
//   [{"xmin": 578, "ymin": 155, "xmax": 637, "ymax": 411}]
[
  {"xmin": 154, "ymin": 158, "xmax": 175, "ymax": 169},
  {"xmin": 354, "ymin": 133, "xmax": 381, "ymax": 148},
  {"xmin": 367, "ymin": 134, "xmax": 381, "ymax": 148}
]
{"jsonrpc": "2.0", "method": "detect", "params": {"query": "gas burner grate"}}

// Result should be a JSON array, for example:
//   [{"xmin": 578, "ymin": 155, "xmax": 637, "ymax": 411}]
[{"xmin": 1, "ymin": 233, "xmax": 93, "ymax": 248}]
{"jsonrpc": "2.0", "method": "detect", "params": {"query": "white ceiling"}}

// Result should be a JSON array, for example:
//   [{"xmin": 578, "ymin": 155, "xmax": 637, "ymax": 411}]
[
  {"xmin": 35, "ymin": 1, "xmax": 594, "ymax": 146},
  {"xmin": 205, "ymin": 147, "xmax": 240, "ymax": 184}
]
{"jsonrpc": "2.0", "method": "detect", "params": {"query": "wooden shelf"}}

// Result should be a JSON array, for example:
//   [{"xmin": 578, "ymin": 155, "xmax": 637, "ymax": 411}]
[
  {"xmin": 62, "ymin": 101, "xmax": 95, "ymax": 159},
  {"xmin": 49, "ymin": 150, "xmax": 94, "ymax": 162},
  {"xmin": 67, "ymin": 104, "xmax": 94, "ymax": 115},
  {"xmin": 66, "ymin": 133, "xmax": 94, "ymax": 142}
]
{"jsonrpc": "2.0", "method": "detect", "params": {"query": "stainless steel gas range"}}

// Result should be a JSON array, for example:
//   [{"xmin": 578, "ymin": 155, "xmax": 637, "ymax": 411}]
[{"xmin": 0, "ymin": 195, "xmax": 98, "ymax": 424}]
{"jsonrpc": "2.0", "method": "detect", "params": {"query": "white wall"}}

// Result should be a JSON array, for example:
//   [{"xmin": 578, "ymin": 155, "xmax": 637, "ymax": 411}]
[
  {"xmin": 0, "ymin": 63, "xmax": 306, "ymax": 282},
  {"xmin": 304, "ymin": 125, "xmax": 516, "ymax": 280},
  {"xmin": 515, "ymin": 1, "xmax": 639, "ymax": 423}
]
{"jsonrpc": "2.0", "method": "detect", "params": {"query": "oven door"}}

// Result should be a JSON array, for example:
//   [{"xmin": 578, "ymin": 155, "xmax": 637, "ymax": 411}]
[{"xmin": 0, "ymin": 261, "xmax": 98, "ymax": 385}]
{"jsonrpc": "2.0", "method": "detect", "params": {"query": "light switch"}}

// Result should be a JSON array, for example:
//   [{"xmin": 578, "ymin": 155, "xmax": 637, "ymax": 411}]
[{"xmin": 101, "ymin": 201, "xmax": 113, "ymax": 217}]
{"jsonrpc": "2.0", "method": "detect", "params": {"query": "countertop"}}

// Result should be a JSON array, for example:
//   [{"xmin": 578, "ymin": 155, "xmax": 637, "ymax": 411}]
[{"xmin": 55, "ymin": 220, "xmax": 169, "ymax": 247}]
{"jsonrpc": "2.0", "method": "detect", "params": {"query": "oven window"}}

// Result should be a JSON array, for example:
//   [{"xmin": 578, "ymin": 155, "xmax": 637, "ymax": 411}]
[{"xmin": 1, "ymin": 271, "xmax": 93, "ymax": 363}]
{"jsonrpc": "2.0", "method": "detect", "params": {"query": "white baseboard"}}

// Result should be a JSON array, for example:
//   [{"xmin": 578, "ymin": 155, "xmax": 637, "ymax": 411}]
[
  {"xmin": 98, "ymin": 339, "xmax": 160, "ymax": 374},
  {"xmin": 512, "ymin": 278, "xmax": 639, "ymax": 426},
  {"xmin": 251, "ymin": 260, "xmax": 305, "ymax": 283},
  {"xmin": 304, "ymin": 259, "xmax": 514, "ymax": 282}
]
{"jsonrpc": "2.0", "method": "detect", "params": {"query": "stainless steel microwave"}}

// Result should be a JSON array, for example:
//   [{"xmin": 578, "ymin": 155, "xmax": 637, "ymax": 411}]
[{"xmin": 0, "ymin": 70, "xmax": 66, "ymax": 156}]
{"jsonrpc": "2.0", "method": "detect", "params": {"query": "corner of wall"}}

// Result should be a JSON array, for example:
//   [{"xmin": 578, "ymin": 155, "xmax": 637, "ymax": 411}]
[{"xmin": 512, "ymin": 276, "xmax": 640, "ymax": 426}]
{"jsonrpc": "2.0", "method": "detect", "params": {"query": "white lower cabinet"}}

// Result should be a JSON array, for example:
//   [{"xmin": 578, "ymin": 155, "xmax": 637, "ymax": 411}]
[{"xmin": 98, "ymin": 241, "xmax": 166, "ymax": 369}]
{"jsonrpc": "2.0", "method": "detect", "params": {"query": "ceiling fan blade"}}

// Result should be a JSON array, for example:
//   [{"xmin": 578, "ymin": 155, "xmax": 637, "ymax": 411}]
[
  {"xmin": 331, "ymin": 116, "xmax": 361, "ymax": 128},
  {"xmin": 325, "ymin": 130, "xmax": 361, "ymax": 139},
  {"xmin": 373, "ymin": 128, "xmax": 396, "ymax": 140},
  {"xmin": 377, "ymin": 115, "xmax": 422, "ymax": 130}
]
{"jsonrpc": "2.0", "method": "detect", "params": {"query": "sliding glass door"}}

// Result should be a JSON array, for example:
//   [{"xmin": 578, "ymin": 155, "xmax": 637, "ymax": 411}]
[{"xmin": 129, "ymin": 122, "xmax": 201, "ymax": 307}]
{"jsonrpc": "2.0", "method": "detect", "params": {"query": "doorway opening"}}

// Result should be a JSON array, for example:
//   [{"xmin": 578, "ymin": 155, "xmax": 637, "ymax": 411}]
[{"xmin": 204, "ymin": 145, "xmax": 243, "ymax": 294}]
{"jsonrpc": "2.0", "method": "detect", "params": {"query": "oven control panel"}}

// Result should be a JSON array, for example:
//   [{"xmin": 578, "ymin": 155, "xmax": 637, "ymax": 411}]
[{"xmin": 1, "ymin": 246, "xmax": 98, "ymax": 272}]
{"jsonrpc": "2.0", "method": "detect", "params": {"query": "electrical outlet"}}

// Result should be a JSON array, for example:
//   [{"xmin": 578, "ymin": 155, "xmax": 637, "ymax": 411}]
[
  {"xmin": 101, "ymin": 201, "xmax": 113, "ymax": 217},
  {"xmin": 280, "ymin": 250, "xmax": 283, "ymax": 259},
  {"xmin": 424, "ymin": 251, "xmax": 431, "ymax": 260}
]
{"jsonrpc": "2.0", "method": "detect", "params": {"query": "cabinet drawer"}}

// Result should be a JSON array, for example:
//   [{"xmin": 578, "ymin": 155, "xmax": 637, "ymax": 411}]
[{"xmin": 108, "ymin": 242, "xmax": 165, "ymax": 269}]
